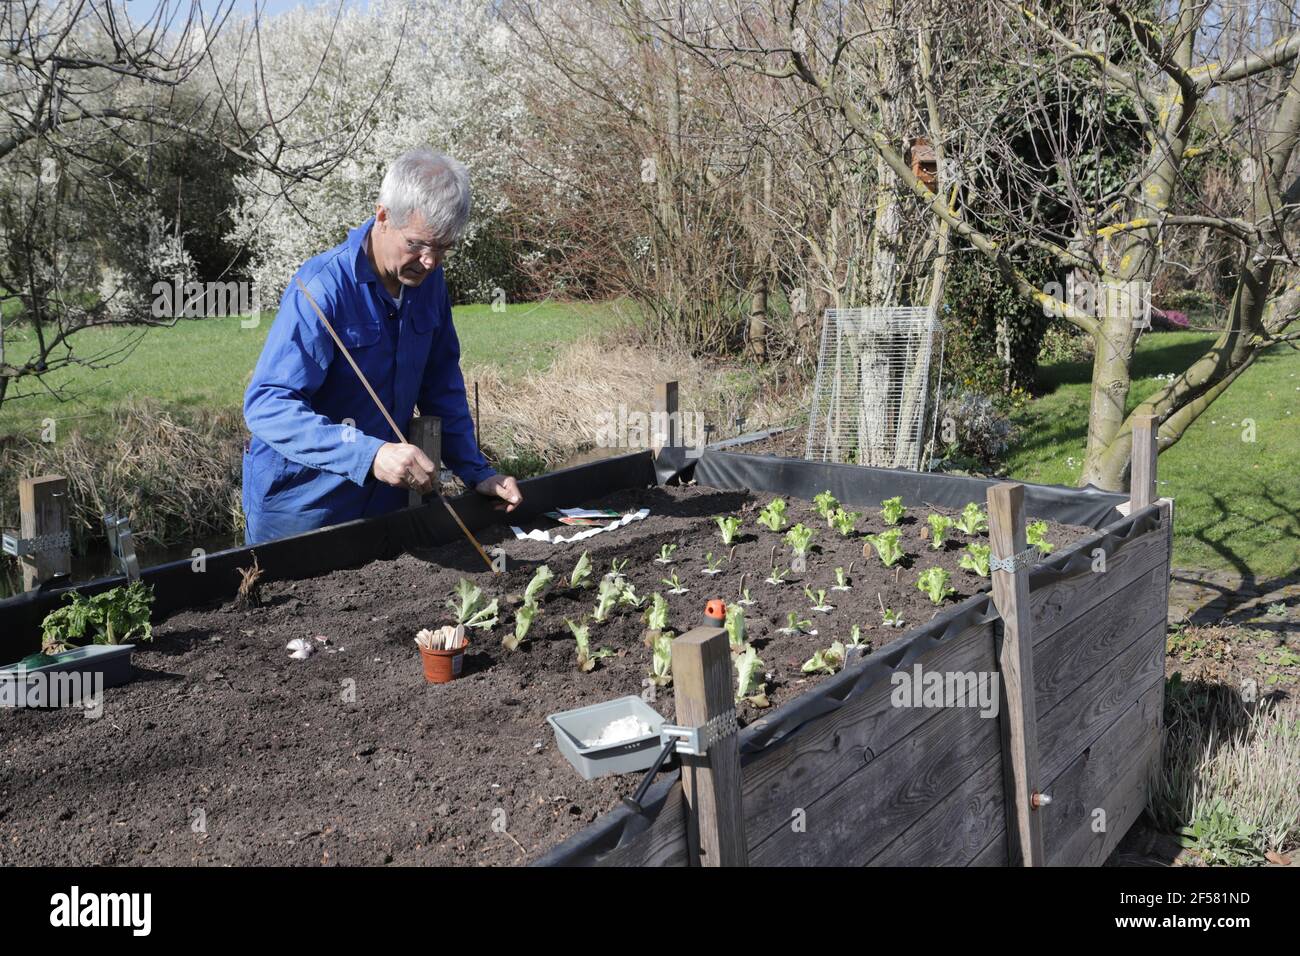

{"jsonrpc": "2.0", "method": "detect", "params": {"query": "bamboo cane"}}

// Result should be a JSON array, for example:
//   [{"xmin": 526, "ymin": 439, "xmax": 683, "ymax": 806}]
[{"xmin": 293, "ymin": 276, "xmax": 498, "ymax": 574}]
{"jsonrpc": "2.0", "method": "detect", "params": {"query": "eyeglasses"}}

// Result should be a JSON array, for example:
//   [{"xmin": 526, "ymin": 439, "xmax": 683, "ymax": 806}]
[{"xmin": 400, "ymin": 230, "xmax": 454, "ymax": 258}]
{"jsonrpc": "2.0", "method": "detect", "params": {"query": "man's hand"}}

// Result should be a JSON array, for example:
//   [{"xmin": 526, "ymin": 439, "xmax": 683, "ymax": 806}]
[
  {"xmin": 475, "ymin": 474, "xmax": 523, "ymax": 512},
  {"xmin": 372, "ymin": 442, "xmax": 436, "ymax": 495}
]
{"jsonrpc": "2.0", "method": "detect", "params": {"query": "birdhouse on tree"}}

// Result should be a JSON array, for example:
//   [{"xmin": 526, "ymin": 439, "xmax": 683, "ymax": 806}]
[{"xmin": 906, "ymin": 136, "xmax": 937, "ymax": 193}]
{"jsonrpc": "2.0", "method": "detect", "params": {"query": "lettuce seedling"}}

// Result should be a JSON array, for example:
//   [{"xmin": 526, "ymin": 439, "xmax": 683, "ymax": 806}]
[
  {"xmin": 959, "ymin": 542, "xmax": 992, "ymax": 577},
  {"xmin": 880, "ymin": 496, "xmax": 906, "ymax": 526},
  {"xmin": 523, "ymin": 565, "xmax": 553, "ymax": 605},
  {"xmin": 505, "ymin": 604, "xmax": 536, "ymax": 651},
  {"xmin": 765, "ymin": 565, "xmax": 789, "ymax": 586},
  {"xmin": 881, "ymin": 607, "xmax": 905, "ymax": 628},
  {"xmin": 569, "ymin": 551, "xmax": 593, "ymax": 589},
  {"xmin": 701, "ymin": 552, "xmax": 724, "ymax": 575},
  {"xmin": 654, "ymin": 543, "xmax": 678, "ymax": 565},
  {"xmin": 777, "ymin": 611, "xmax": 813, "ymax": 636},
  {"xmin": 847, "ymin": 625, "xmax": 870, "ymax": 649},
  {"xmin": 40, "ymin": 581, "xmax": 155, "ymax": 653},
  {"xmin": 785, "ymin": 523, "xmax": 814, "ymax": 557},
  {"xmin": 757, "ymin": 497, "xmax": 789, "ymax": 532},
  {"xmin": 566, "ymin": 617, "xmax": 613, "ymax": 673},
  {"xmin": 805, "ymin": 587, "xmax": 833, "ymax": 612},
  {"xmin": 609, "ymin": 557, "xmax": 630, "ymax": 578},
  {"xmin": 832, "ymin": 564, "xmax": 853, "ymax": 591},
  {"xmin": 715, "ymin": 516, "xmax": 742, "ymax": 546},
  {"xmin": 866, "ymin": 529, "xmax": 904, "ymax": 567},
  {"xmin": 593, "ymin": 577, "xmax": 625, "ymax": 622},
  {"xmin": 734, "ymin": 644, "xmax": 769, "ymax": 707},
  {"xmin": 736, "ymin": 574, "xmax": 757, "ymax": 606},
  {"xmin": 1027, "ymin": 520, "xmax": 1054, "ymax": 554},
  {"xmin": 916, "ymin": 567, "xmax": 955, "ymax": 605},
  {"xmin": 927, "ymin": 513, "xmax": 955, "ymax": 550},
  {"xmin": 447, "ymin": 579, "xmax": 499, "ymax": 630},
  {"xmin": 802, "ymin": 641, "xmax": 846, "ymax": 676},
  {"xmin": 661, "ymin": 572, "xmax": 689, "ymax": 595},
  {"xmin": 643, "ymin": 593, "xmax": 669, "ymax": 634},
  {"xmin": 813, "ymin": 491, "xmax": 840, "ymax": 522},
  {"xmin": 829, "ymin": 509, "xmax": 860, "ymax": 536},
  {"xmin": 955, "ymin": 503, "xmax": 988, "ymax": 535},
  {"xmin": 724, "ymin": 604, "xmax": 746, "ymax": 650},
  {"xmin": 648, "ymin": 632, "xmax": 674, "ymax": 686}
]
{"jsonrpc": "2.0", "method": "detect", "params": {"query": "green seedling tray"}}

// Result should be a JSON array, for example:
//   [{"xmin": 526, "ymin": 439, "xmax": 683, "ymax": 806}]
[{"xmin": 546, "ymin": 695, "xmax": 666, "ymax": 781}]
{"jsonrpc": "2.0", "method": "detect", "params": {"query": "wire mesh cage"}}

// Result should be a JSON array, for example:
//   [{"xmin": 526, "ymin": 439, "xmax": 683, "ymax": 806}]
[{"xmin": 804, "ymin": 307, "xmax": 944, "ymax": 470}]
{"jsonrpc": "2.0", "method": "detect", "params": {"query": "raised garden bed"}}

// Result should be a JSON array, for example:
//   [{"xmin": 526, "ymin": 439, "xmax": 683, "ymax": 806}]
[{"xmin": 0, "ymin": 446, "xmax": 1171, "ymax": 867}]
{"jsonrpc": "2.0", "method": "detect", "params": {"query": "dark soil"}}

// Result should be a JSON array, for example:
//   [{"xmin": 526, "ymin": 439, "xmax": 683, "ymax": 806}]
[{"xmin": 1, "ymin": 484, "xmax": 1090, "ymax": 867}]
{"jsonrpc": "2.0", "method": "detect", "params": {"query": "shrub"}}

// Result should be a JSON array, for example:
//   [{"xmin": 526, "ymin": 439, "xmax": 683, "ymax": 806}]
[{"xmin": 936, "ymin": 389, "xmax": 1014, "ymax": 472}]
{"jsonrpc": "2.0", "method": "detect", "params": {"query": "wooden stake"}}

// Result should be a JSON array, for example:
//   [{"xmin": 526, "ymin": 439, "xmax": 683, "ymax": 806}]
[
  {"xmin": 408, "ymin": 415, "xmax": 442, "ymax": 508},
  {"xmin": 672, "ymin": 625, "xmax": 748, "ymax": 866},
  {"xmin": 1130, "ymin": 414, "xmax": 1158, "ymax": 511},
  {"xmin": 652, "ymin": 380, "xmax": 679, "ymax": 457},
  {"xmin": 986, "ymin": 482, "xmax": 1046, "ymax": 867},
  {"xmin": 19, "ymin": 475, "xmax": 70, "ymax": 591},
  {"xmin": 293, "ymin": 278, "xmax": 497, "ymax": 574}
]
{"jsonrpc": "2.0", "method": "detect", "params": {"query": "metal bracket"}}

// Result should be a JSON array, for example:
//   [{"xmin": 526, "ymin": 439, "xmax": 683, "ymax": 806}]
[
  {"xmin": 2, "ymin": 529, "xmax": 71, "ymax": 559},
  {"xmin": 990, "ymin": 548, "xmax": 1037, "ymax": 574},
  {"xmin": 103, "ymin": 513, "xmax": 141, "ymax": 582},
  {"xmin": 660, "ymin": 710, "xmax": 738, "ymax": 757}
]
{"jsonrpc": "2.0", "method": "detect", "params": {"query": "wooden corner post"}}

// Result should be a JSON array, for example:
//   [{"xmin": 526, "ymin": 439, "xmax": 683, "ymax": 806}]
[
  {"xmin": 671, "ymin": 625, "xmax": 747, "ymax": 867},
  {"xmin": 986, "ymin": 482, "xmax": 1046, "ymax": 867},
  {"xmin": 1130, "ymin": 414, "xmax": 1158, "ymax": 511},
  {"xmin": 408, "ymin": 415, "xmax": 442, "ymax": 507},
  {"xmin": 652, "ymin": 381, "xmax": 679, "ymax": 457},
  {"xmin": 18, "ymin": 475, "xmax": 71, "ymax": 591}
]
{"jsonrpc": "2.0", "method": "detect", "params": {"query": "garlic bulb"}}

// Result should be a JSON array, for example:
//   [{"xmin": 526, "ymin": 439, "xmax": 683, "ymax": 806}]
[{"xmin": 286, "ymin": 638, "xmax": 316, "ymax": 660}]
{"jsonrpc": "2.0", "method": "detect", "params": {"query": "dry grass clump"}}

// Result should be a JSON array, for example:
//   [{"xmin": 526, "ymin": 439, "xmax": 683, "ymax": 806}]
[
  {"xmin": 1, "ymin": 399, "xmax": 245, "ymax": 548},
  {"xmin": 1150, "ymin": 677, "xmax": 1300, "ymax": 861}
]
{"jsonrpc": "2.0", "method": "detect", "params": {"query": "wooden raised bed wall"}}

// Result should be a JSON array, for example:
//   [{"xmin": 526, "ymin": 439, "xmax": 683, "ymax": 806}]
[{"xmin": 539, "ymin": 420, "xmax": 1172, "ymax": 868}]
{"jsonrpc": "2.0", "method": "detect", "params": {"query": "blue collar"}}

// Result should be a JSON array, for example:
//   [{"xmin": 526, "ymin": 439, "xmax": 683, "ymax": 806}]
[{"xmin": 348, "ymin": 216, "xmax": 379, "ymax": 285}]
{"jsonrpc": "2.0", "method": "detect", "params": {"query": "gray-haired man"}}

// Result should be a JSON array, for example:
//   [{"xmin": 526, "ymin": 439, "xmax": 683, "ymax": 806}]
[{"xmin": 242, "ymin": 147, "xmax": 521, "ymax": 544}]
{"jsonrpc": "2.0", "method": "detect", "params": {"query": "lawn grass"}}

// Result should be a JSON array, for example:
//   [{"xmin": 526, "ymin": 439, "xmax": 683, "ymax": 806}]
[
  {"xmin": 1006, "ymin": 330, "xmax": 1300, "ymax": 581},
  {"xmin": 0, "ymin": 298, "xmax": 633, "ymax": 440}
]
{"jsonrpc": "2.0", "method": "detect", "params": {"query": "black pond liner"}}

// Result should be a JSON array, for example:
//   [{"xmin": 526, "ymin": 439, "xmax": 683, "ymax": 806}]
[
  {"xmin": 534, "ymin": 496, "xmax": 1163, "ymax": 867},
  {"xmin": 0, "ymin": 438, "xmax": 1140, "ymax": 866}
]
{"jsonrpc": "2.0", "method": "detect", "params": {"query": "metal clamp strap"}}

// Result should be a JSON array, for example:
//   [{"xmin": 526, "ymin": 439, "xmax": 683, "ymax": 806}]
[
  {"xmin": 2, "ymin": 530, "xmax": 71, "ymax": 558},
  {"xmin": 661, "ymin": 709, "xmax": 739, "ymax": 757},
  {"xmin": 990, "ymin": 548, "xmax": 1036, "ymax": 574}
]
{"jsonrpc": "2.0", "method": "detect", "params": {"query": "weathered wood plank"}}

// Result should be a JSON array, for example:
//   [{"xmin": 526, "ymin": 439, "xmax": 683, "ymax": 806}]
[
  {"xmin": 1037, "ymin": 621, "xmax": 1166, "ymax": 782},
  {"xmin": 19, "ymin": 474, "xmax": 70, "ymax": 591},
  {"xmin": 1046, "ymin": 678, "xmax": 1163, "ymax": 866},
  {"xmin": 408, "ymin": 415, "xmax": 441, "ymax": 508},
  {"xmin": 1033, "ymin": 562, "xmax": 1168, "ymax": 715},
  {"xmin": 673, "ymin": 626, "xmax": 747, "ymax": 866},
  {"xmin": 1130, "ymin": 415, "xmax": 1158, "ymax": 510},
  {"xmin": 747, "ymin": 699, "xmax": 1002, "ymax": 866},
  {"xmin": 969, "ymin": 830, "xmax": 1010, "ymax": 866},
  {"xmin": 868, "ymin": 753, "xmax": 1006, "ymax": 866},
  {"xmin": 594, "ymin": 783, "xmax": 690, "ymax": 867},
  {"xmin": 740, "ymin": 620, "xmax": 995, "ymax": 845},
  {"xmin": 1029, "ymin": 512, "xmax": 1168, "ymax": 641},
  {"xmin": 988, "ymin": 482, "xmax": 1045, "ymax": 866}
]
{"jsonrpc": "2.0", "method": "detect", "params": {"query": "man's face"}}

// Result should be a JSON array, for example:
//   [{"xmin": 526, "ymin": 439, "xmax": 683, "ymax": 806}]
[{"xmin": 375, "ymin": 206, "xmax": 453, "ymax": 287}]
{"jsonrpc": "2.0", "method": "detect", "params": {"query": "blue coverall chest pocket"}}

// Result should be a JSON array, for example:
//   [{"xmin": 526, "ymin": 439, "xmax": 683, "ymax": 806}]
[{"xmin": 336, "ymin": 320, "xmax": 381, "ymax": 350}]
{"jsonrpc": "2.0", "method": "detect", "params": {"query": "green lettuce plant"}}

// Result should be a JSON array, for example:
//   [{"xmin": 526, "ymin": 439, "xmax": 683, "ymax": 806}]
[
  {"xmin": 847, "ymin": 625, "xmax": 870, "ymax": 649},
  {"xmin": 785, "ymin": 523, "xmax": 814, "ymax": 557},
  {"xmin": 916, "ymin": 567, "xmax": 955, "ymax": 605},
  {"xmin": 802, "ymin": 641, "xmax": 846, "ymax": 675},
  {"xmin": 448, "ymin": 580, "xmax": 499, "ymax": 630},
  {"xmin": 778, "ymin": 611, "xmax": 813, "ymax": 636},
  {"xmin": 1027, "ymin": 520, "xmax": 1054, "ymax": 554},
  {"xmin": 927, "ymin": 513, "xmax": 954, "ymax": 550},
  {"xmin": 506, "ymin": 604, "xmax": 537, "ymax": 652},
  {"xmin": 955, "ymin": 503, "xmax": 988, "ymax": 535},
  {"xmin": 644, "ymin": 592, "xmax": 670, "ymax": 633},
  {"xmin": 866, "ymin": 529, "xmax": 904, "ymax": 567},
  {"xmin": 832, "ymin": 564, "xmax": 852, "ymax": 591},
  {"xmin": 805, "ymin": 587, "xmax": 832, "ymax": 612},
  {"xmin": 661, "ymin": 572, "xmax": 689, "ymax": 595},
  {"xmin": 566, "ymin": 617, "xmax": 613, "ymax": 673},
  {"xmin": 569, "ymin": 551, "xmax": 593, "ymax": 589},
  {"xmin": 880, "ymin": 496, "xmax": 906, "ymax": 526},
  {"xmin": 734, "ymin": 644, "xmax": 769, "ymax": 707},
  {"xmin": 765, "ymin": 565, "xmax": 789, "ymax": 585},
  {"xmin": 649, "ymin": 632, "xmax": 674, "ymax": 687},
  {"xmin": 757, "ymin": 497, "xmax": 789, "ymax": 532},
  {"xmin": 959, "ymin": 543, "xmax": 992, "ymax": 577},
  {"xmin": 701, "ymin": 552, "xmax": 724, "ymax": 575},
  {"xmin": 813, "ymin": 491, "xmax": 840, "ymax": 522},
  {"xmin": 715, "ymin": 516, "xmax": 742, "ymax": 546},
  {"xmin": 829, "ymin": 509, "xmax": 860, "ymax": 536},
  {"xmin": 654, "ymin": 543, "xmax": 677, "ymax": 564},
  {"xmin": 523, "ymin": 564, "xmax": 554, "ymax": 605},
  {"xmin": 882, "ymin": 607, "xmax": 904, "ymax": 628},
  {"xmin": 724, "ymin": 603, "xmax": 746, "ymax": 650}
]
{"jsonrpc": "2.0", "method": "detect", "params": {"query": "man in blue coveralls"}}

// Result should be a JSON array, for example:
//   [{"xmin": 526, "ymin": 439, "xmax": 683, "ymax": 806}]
[{"xmin": 241, "ymin": 147, "xmax": 522, "ymax": 545}]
